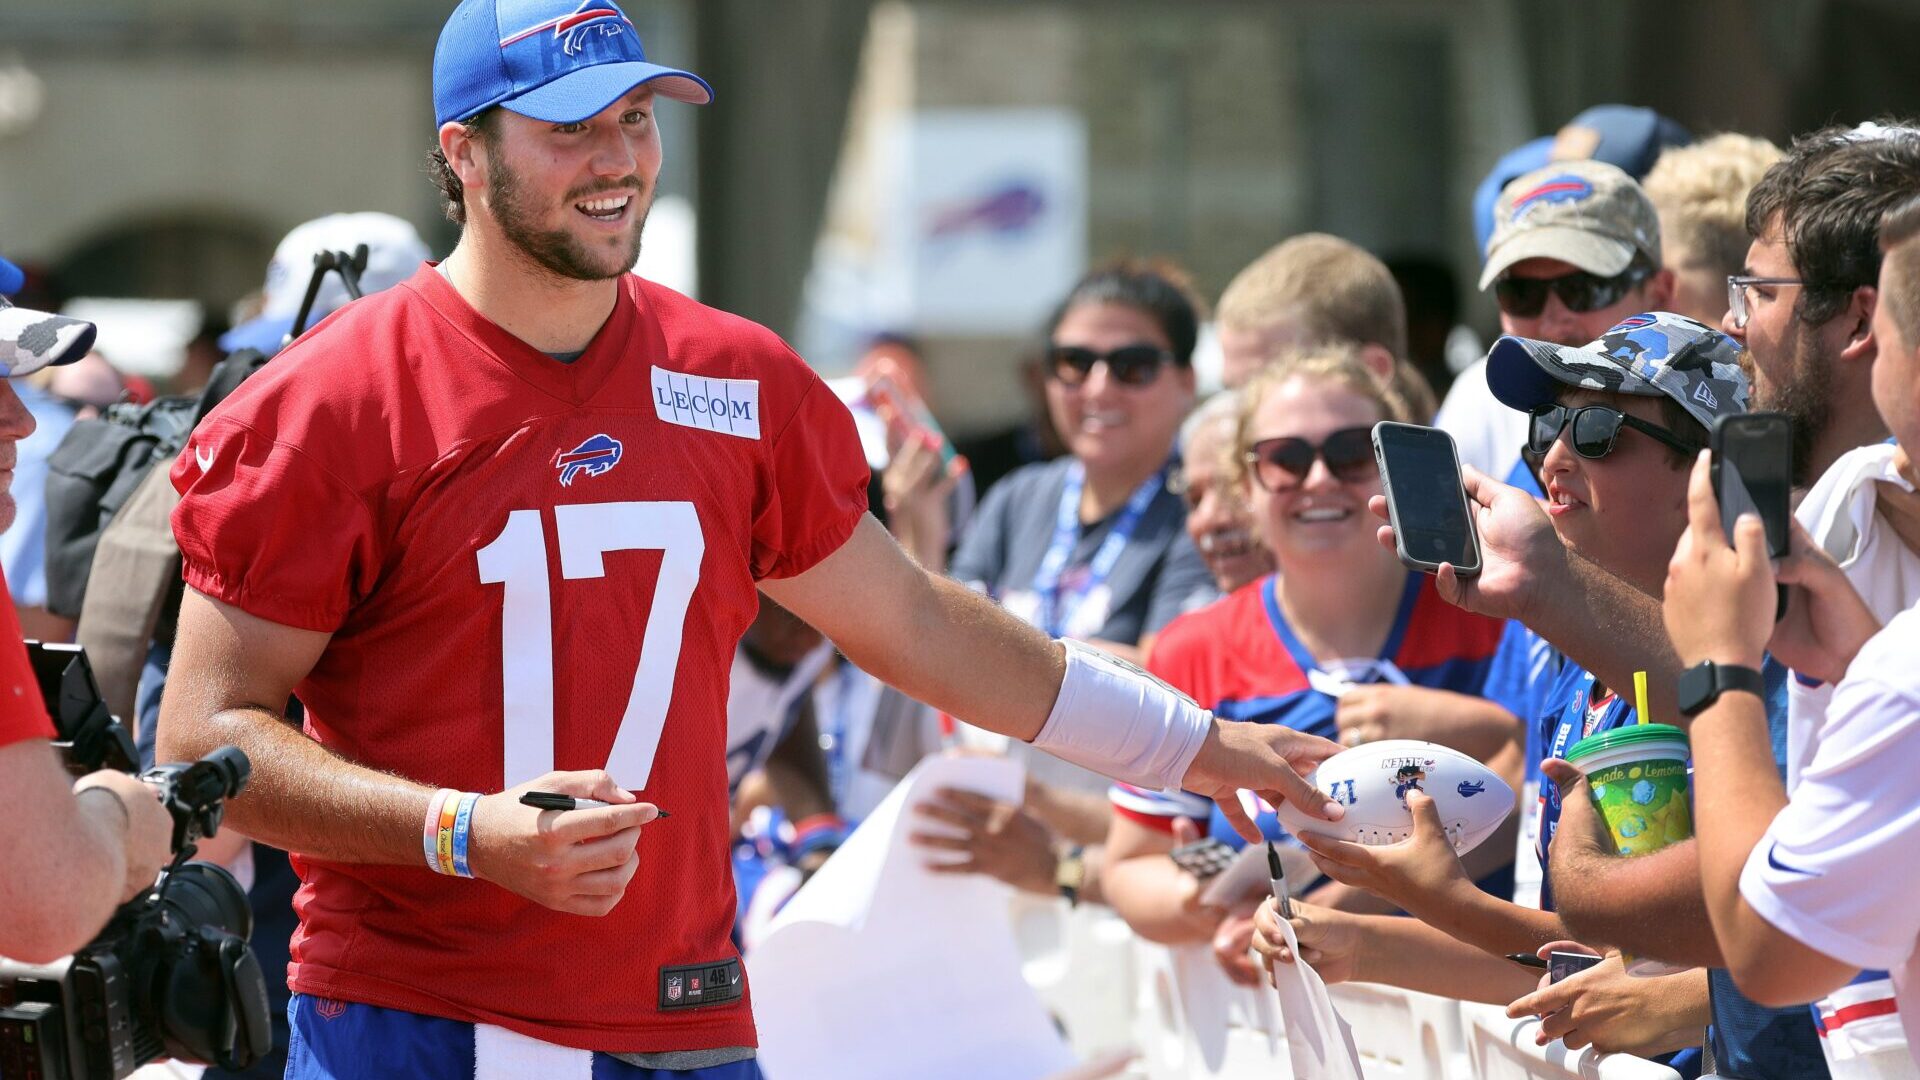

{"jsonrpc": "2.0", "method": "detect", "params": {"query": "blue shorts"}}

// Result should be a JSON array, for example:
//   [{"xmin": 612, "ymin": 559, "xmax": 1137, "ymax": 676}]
[{"xmin": 286, "ymin": 994, "xmax": 761, "ymax": 1080}]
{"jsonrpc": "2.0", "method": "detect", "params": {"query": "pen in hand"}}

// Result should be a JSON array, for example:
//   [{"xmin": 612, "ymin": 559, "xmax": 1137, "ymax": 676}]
[
  {"xmin": 1266, "ymin": 841, "xmax": 1293, "ymax": 920},
  {"xmin": 519, "ymin": 791, "xmax": 670, "ymax": 817}
]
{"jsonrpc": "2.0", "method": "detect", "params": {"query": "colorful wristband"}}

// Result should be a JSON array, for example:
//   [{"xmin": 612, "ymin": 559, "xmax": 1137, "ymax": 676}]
[
  {"xmin": 436, "ymin": 792, "xmax": 463, "ymax": 876},
  {"xmin": 790, "ymin": 813, "xmax": 848, "ymax": 860},
  {"xmin": 423, "ymin": 788, "xmax": 455, "ymax": 873},
  {"xmin": 450, "ymin": 792, "xmax": 481, "ymax": 879}
]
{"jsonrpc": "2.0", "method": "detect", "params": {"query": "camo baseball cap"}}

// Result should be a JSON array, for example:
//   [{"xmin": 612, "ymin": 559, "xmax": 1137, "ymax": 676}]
[
  {"xmin": 1478, "ymin": 160, "xmax": 1662, "ymax": 290},
  {"xmin": 0, "ymin": 295, "xmax": 94, "ymax": 378},
  {"xmin": 1486, "ymin": 311, "xmax": 1750, "ymax": 431}
]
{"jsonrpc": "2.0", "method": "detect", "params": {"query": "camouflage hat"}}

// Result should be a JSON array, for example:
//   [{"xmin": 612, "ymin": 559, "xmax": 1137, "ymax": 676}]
[
  {"xmin": 0, "ymin": 296, "xmax": 94, "ymax": 378},
  {"xmin": 1478, "ymin": 160, "xmax": 1662, "ymax": 290},
  {"xmin": 1486, "ymin": 311, "xmax": 1750, "ymax": 431}
]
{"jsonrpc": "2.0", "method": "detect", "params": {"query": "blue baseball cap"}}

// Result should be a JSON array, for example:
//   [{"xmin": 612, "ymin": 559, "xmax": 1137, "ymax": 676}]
[
  {"xmin": 433, "ymin": 0, "xmax": 713, "ymax": 128},
  {"xmin": 0, "ymin": 255, "xmax": 23, "ymax": 297}
]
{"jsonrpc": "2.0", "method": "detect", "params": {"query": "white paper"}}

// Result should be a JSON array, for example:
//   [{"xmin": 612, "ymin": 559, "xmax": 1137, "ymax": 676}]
[
  {"xmin": 752, "ymin": 756, "xmax": 1077, "ymax": 1080},
  {"xmin": 1271, "ymin": 916, "xmax": 1366, "ymax": 1079}
]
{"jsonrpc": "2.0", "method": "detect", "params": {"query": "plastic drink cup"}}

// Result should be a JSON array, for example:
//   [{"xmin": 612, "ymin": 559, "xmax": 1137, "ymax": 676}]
[{"xmin": 1565, "ymin": 723, "xmax": 1692, "ymax": 977}]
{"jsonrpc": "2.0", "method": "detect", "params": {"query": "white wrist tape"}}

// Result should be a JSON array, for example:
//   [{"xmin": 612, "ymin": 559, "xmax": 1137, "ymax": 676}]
[{"xmin": 1029, "ymin": 639, "xmax": 1212, "ymax": 791}]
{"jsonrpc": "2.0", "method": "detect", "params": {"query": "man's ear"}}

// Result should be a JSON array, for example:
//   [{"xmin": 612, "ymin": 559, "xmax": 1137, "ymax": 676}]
[
  {"xmin": 1839, "ymin": 285, "xmax": 1878, "ymax": 367},
  {"xmin": 439, "ymin": 120, "xmax": 489, "ymax": 193},
  {"xmin": 1644, "ymin": 267, "xmax": 1677, "ymax": 312}
]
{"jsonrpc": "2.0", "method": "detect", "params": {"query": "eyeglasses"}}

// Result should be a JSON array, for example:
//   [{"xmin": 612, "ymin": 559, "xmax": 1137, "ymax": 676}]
[
  {"xmin": 1527, "ymin": 403, "xmax": 1702, "ymax": 460},
  {"xmin": 1492, "ymin": 266, "xmax": 1653, "ymax": 318},
  {"xmin": 1724, "ymin": 275, "xmax": 1805, "ymax": 331},
  {"xmin": 1046, "ymin": 344, "xmax": 1174, "ymax": 388},
  {"xmin": 1243, "ymin": 427, "xmax": 1377, "ymax": 492}
]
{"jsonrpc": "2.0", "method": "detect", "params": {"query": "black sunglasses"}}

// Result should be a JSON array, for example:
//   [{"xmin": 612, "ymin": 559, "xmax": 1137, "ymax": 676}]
[
  {"xmin": 1527, "ymin": 403, "xmax": 1702, "ymax": 460},
  {"xmin": 1046, "ymin": 344, "xmax": 1175, "ymax": 388},
  {"xmin": 1243, "ymin": 427, "xmax": 1377, "ymax": 492},
  {"xmin": 1493, "ymin": 266, "xmax": 1652, "ymax": 318}
]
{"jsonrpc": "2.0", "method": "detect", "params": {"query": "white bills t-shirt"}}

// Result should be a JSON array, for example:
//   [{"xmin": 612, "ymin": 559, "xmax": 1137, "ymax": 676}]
[{"xmin": 1741, "ymin": 603, "xmax": 1920, "ymax": 1060}]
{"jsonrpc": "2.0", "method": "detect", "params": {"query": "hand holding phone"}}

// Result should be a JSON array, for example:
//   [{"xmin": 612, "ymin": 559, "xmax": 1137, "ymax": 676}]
[
  {"xmin": 1711, "ymin": 413, "xmax": 1792, "ymax": 619},
  {"xmin": 1373, "ymin": 422, "xmax": 1481, "ymax": 577}
]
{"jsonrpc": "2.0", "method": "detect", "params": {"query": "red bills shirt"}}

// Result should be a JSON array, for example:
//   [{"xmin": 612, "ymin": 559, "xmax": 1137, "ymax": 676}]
[
  {"xmin": 0, "ymin": 565, "xmax": 53, "ymax": 748},
  {"xmin": 169, "ymin": 267, "xmax": 868, "ymax": 1052}
]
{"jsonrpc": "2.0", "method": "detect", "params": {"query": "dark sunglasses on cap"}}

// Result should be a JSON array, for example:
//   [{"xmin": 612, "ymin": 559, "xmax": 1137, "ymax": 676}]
[
  {"xmin": 1527, "ymin": 403, "xmax": 1702, "ymax": 460},
  {"xmin": 1243, "ymin": 427, "xmax": 1377, "ymax": 492},
  {"xmin": 1493, "ymin": 265, "xmax": 1652, "ymax": 318},
  {"xmin": 1046, "ymin": 343, "xmax": 1175, "ymax": 388}
]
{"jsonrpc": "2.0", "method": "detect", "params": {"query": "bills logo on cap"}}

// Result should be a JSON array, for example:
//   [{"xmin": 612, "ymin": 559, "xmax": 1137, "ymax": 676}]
[
  {"xmin": 555, "ymin": 433, "xmax": 623, "ymax": 486},
  {"xmin": 500, "ymin": 1, "xmax": 633, "ymax": 57},
  {"xmin": 1511, "ymin": 174, "xmax": 1594, "ymax": 218}
]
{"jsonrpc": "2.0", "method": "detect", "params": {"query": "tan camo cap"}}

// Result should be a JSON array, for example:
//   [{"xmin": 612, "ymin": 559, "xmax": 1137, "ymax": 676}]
[{"xmin": 1478, "ymin": 159, "xmax": 1662, "ymax": 290}]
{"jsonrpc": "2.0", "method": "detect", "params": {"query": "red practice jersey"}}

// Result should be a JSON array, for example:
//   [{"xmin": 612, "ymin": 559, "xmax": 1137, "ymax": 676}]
[
  {"xmin": 0, "ymin": 565, "xmax": 53, "ymax": 748},
  {"xmin": 169, "ymin": 266, "xmax": 868, "ymax": 1053}
]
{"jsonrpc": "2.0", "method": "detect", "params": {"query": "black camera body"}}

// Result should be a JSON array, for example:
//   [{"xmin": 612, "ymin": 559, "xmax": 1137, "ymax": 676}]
[{"xmin": 0, "ymin": 644, "xmax": 271, "ymax": 1079}]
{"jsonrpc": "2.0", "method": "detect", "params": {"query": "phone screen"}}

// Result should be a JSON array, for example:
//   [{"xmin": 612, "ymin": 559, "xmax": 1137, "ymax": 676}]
[
  {"xmin": 1715, "ymin": 414, "xmax": 1792, "ymax": 557},
  {"xmin": 1374, "ymin": 423, "xmax": 1478, "ymax": 572}
]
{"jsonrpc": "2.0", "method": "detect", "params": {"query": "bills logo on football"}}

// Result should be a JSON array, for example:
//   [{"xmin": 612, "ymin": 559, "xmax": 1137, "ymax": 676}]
[{"xmin": 555, "ymin": 433, "xmax": 623, "ymax": 486}]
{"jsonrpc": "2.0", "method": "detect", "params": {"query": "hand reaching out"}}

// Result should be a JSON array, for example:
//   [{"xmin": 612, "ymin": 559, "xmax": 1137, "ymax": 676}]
[
  {"xmin": 910, "ymin": 787, "xmax": 1059, "ymax": 896},
  {"xmin": 1293, "ymin": 789, "xmax": 1473, "ymax": 914}
]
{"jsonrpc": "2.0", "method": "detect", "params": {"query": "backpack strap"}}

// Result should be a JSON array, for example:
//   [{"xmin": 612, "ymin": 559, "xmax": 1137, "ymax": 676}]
[{"xmin": 74, "ymin": 453, "xmax": 184, "ymax": 730}]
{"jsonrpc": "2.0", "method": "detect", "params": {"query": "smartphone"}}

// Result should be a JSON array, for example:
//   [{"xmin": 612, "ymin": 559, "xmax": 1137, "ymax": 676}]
[
  {"xmin": 1169, "ymin": 837, "xmax": 1238, "ymax": 880},
  {"xmin": 1711, "ymin": 413, "xmax": 1792, "ymax": 558},
  {"xmin": 1373, "ymin": 422, "xmax": 1481, "ymax": 577},
  {"xmin": 1548, "ymin": 950, "xmax": 1603, "ymax": 984}
]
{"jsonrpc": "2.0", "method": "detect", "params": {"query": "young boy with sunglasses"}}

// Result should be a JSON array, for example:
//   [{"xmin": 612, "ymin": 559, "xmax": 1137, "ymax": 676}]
[{"xmin": 1252, "ymin": 315, "xmax": 1827, "ymax": 1073}]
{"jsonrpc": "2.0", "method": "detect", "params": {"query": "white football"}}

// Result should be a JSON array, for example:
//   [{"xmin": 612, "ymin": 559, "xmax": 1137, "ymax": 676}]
[{"xmin": 1273, "ymin": 739, "xmax": 1513, "ymax": 855}]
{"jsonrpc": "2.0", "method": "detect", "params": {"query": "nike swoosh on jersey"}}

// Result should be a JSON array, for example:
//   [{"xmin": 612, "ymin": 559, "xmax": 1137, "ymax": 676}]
[
  {"xmin": 1767, "ymin": 841, "xmax": 1821, "ymax": 877},
  {"xmin": 195, "ymin": 445, "xmax": 215, "ymax": 472}
]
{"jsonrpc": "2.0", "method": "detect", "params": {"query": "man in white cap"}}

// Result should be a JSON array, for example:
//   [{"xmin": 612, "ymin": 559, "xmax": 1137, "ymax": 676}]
[{"xmin": 220, "ymin": 211, "xmax": 432, "ymax": 356}]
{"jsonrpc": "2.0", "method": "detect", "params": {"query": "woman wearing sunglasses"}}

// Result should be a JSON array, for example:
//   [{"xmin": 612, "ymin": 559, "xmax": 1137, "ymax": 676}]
[
  {"xmin": 1101, "ymin": 346, "xmax": 1521, "ymax": 974},
  {"xmin": 915, "ymin": 262, "xmax": 1213, "ymax": 908}
]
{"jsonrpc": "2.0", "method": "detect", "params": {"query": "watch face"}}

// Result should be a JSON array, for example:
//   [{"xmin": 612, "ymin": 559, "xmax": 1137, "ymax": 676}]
[{"xmin": 1678, "ymin": 663, "xmax": 1714, "ymax": 717}]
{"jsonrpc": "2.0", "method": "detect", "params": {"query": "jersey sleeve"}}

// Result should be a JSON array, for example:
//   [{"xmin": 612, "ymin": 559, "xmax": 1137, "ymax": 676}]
[
  {"xmin": 170, "ymin": 418, "xmax": 383, "ymax": 633},
  {"xmin": 0, "ymin": 569, "xmax": 52, "ymax": 747},
  {"xmin": 1738, "ymin": 669, "xmax": 1920, "ymax": 972},
  {"xmin": 750, "ymin": 377, "xmax": 870, "ymax": 581}
]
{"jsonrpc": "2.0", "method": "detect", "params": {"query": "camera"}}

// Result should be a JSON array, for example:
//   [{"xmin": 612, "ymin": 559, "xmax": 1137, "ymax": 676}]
[{"xmin": 0, "ymin": 643, "xmax": 271, "ymax": 1079}]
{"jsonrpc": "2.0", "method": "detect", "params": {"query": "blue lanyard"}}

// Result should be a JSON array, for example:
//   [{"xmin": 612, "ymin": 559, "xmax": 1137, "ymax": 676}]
[{"xmin": 1030, "ymin": 460, "xmax": 1164, "ymax": 638}]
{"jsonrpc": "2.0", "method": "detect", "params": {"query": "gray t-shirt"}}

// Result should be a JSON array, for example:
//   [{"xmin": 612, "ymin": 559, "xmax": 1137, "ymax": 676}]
[{"xmin": 950, "ymin": 456, "xmax": 1212, "ymax": 647}]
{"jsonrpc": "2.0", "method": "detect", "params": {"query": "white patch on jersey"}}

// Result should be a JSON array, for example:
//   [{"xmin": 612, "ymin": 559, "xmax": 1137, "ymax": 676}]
[
  {"xmin": 650, "ymin": 366, "xmax": 761, "ymax": 440},
  {"xmin": 195, "ymin": 444, "xmax": 215, "ymax": 473}
]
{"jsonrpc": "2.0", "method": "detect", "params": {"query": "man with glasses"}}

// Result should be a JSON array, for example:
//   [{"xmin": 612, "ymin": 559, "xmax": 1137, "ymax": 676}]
[
  {"xmin": 1438, "ymin": 160, "xmax": 1674, "ymax": 488},
  {"xmin": 1716, "ymin": 124, "xmax": 1920, "ymax": 1079}
]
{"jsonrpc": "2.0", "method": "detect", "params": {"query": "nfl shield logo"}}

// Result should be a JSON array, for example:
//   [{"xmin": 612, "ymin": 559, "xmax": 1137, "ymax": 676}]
[{"xmin": 667, "ymin": 975, "xmax": 683, "ymax": 1002}]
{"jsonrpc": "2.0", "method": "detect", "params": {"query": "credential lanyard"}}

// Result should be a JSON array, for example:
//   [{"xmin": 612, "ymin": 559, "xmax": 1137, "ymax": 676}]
[{"xmin": 1030, "ymin": 460, "xmax": 1164, "ymax": 638}]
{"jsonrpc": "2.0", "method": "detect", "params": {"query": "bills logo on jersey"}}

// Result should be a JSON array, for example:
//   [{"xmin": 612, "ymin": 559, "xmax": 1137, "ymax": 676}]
[
  {"xmin": 500, "ymin": 2, "xmax": 633, "ymax": 57},
  {"xmin": 555, "ymin": 433, "xmax": 623, "ymax": 486},
  {"xmin": 651, "ymin": 366, "xmax": 761, "ymax": 440}
]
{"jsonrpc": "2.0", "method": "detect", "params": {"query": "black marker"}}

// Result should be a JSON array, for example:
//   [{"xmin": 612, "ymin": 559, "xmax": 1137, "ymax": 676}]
[
  {"xmin": 520, "ymin": 791, "xmax": 670, "ymax": 817},
  {"xmin": 1266, "ymin": 841, "xmax": 1293, "ymax": 920},
  {"xmin": 1504, "ymin": 952, "xmax": 1549, "ymax": 969}
]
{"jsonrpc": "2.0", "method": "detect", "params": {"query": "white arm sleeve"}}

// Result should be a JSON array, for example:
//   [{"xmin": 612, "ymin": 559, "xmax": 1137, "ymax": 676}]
[{"xmin": 1029, "ymin": 639, "xmax": 1211, "ymax": 792}]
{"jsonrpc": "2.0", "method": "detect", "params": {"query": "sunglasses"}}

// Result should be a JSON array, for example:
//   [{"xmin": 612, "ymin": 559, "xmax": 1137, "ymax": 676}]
[
  {"xmin": 1527, "ymin": 403, "xmax": 1702, "ymax": 460},
  {"xmin": 1243, "ymin": 427, "xmax": 1377, "ymax": 492},
  {"xmin": 1046, "ymin": 344, "xmax": 1175, "ymax": 388},
  {"xmin": 1492, "ymin": 266, "xmax": 1652, "ymax": 318}
]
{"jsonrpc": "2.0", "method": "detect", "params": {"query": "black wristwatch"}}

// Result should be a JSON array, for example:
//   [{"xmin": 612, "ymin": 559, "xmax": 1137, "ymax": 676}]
[{"xmin": 1677, "ymin": 661, "xmax": 1767, "ymax": 718}]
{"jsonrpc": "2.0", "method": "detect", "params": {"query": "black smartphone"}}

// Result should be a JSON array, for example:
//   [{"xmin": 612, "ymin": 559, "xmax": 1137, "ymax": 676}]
[
  {"xmin": 1372, "ymin": 422, "xmax": 1481, "ymax": 577},
  {"xmin": 1548, "ymin": 950, "xmax": 1603, "ymax": 984},
  {"xmin": 1711, "ymin": 413, "xmax": 1793, "ymax": 559},
  {"xmin": 1168, "ymin": 837, "xmax": 1237, "ymax": 880}
]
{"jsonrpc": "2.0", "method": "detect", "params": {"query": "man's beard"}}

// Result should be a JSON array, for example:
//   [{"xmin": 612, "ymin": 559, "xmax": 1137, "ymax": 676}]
[
  {"xmin": 1756, "ymin": 327, "xmax": 1832, "ymax": 487},
  {"xmin": 489, "ymin": 155, "xmax": 649, "ymax": 283}
]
